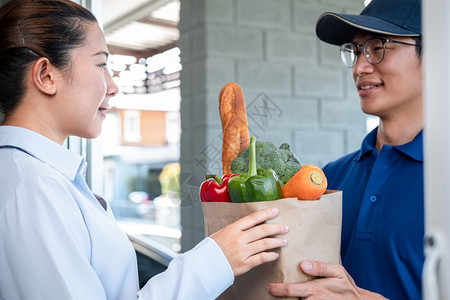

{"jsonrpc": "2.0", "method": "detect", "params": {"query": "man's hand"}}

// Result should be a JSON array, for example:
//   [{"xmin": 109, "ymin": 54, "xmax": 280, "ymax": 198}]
[
  {"xmin": 211, "ymin": 207, "xmax": 289, "ymax": 276},
  {"xmin": 267, "ymin": 260, "xmax": 388, "ymax": 299}
]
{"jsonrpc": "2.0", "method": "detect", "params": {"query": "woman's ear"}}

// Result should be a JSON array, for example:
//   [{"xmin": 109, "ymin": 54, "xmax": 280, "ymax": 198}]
[{"xmin": 31, "ymin": 57, "xmax": 58, "ymax": 96}]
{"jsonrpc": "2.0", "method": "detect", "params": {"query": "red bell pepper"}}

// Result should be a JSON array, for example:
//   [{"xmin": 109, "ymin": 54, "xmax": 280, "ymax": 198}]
[{"xmin": 200, "ymin": 174, "xmax": 238, "ymax": 202}]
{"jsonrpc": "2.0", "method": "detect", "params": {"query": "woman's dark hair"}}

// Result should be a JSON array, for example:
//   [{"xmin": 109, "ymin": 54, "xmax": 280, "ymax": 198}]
[{"xmin": 0, "ymin": 0, "xmax": 98, "ymax": 118}]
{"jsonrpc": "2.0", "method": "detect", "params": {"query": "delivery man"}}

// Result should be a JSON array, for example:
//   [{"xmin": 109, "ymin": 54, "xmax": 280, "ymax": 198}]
[{"xmin": 268, "ymin": 0, "xmax": 424, "ymax": 298}]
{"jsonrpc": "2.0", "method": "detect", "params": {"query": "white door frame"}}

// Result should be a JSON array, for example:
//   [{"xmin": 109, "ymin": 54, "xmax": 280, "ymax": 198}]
[{"xmin": 423, "ymin": 0, "xmax": 450, "ymax": 299}]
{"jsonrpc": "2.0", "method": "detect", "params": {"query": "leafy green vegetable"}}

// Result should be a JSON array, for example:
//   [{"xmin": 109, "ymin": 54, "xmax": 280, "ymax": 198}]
[{"xmin": 230, "ymin": 140, "xmax": 302, "ymax": 185}]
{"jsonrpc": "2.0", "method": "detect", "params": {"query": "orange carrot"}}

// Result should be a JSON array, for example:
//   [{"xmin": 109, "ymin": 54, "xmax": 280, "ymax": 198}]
[{"xmin": 281, "ymin": 164, "xmax": 327, "ymax": 200}]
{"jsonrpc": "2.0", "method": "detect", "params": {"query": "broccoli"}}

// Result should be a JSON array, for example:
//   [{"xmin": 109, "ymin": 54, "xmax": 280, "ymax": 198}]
[{"xmin": 230, "ymin": 140, "xmax": 302, "ymax": 185}]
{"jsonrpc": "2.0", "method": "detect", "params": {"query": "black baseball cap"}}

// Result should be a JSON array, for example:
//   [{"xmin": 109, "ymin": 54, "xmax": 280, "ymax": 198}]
[{"xmin": 315, "ymin": 0, "xmax": 421, "ymax": 46}]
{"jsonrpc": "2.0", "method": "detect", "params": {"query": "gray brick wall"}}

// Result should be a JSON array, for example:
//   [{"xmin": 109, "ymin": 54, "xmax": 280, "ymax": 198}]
[{"xmin": 178, "ymin": 0, "xmax": 366, "ymax": 251}]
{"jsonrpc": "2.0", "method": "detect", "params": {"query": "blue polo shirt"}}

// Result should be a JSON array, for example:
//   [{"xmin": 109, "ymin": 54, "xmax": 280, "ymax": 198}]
[{"xmin": 323, "ymin": 127, "xmax": 424, "ymax": 300}]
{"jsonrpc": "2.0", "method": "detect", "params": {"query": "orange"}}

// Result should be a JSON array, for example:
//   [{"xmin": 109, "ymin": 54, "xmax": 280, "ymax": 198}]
[{"xmin": 281, "ymin": 164, "xmax": 327, "ymax": 200}]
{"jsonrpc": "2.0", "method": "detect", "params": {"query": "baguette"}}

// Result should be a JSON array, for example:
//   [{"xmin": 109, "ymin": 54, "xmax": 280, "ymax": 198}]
[{"xmin": 219, "ymin": 82, "xmax": 250, "ymax": 174}]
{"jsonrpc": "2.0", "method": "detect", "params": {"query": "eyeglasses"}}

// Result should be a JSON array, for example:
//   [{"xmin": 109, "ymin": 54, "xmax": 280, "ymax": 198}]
[{"xmin": 340, "ymin": 38, "xmax": 421, "ymax": 68}]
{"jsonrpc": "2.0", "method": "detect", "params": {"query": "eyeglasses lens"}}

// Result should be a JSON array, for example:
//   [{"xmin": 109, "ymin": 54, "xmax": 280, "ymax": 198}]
[
  {"xmin": 363, "ymin": 39, "xmax": 384, "ymax": 65},
  {"xmin": 340, "ymin": 43, "xmax": 358, "ymax": 67},
  {"xmin": 340, "ymin": 39, "xmax": 386, "ymax": 68}
]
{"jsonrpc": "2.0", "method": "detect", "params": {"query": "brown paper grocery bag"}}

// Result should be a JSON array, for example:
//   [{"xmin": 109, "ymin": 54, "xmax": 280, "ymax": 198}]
[{"xmin": 202, "ymin": 190, "xmax": 342, "ymax": 300}]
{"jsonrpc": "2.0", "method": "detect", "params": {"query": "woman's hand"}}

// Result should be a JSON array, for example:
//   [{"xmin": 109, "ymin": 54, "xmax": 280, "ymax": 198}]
[
  {"xmin": 210, "ymin": 207, "xmax": 288, "ymax": 276},
  {"xmin": 267, "ymin": 260, "xmax": 388, "ymax": 299}
]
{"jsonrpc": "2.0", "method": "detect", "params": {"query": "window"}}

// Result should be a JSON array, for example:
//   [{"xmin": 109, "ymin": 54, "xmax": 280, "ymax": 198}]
[
  {"xmin": 99, "ymin": 49, "xmax": 182, "ymax": 253},
  {"xmin": 123, "ymin": 110, "xmax": 142, "ymax": 143}
]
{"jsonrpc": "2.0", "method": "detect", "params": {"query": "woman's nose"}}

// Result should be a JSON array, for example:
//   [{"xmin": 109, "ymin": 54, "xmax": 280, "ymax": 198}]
[{"xmin": 106, "ymin": 73, "xmax": 119, "ymax": 98}]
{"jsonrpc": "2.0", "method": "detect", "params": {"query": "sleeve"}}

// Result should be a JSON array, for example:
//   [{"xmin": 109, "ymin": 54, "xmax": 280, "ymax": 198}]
[
  {"xmin": 0, "ymin": 176, "xmax": 107, "ymax": 300},
  {"xmin": 137, "ymin": 237, "xmax": 234, "ymax": 300}
]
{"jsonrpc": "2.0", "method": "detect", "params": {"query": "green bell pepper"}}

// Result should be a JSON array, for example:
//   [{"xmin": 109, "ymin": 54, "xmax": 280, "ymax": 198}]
[{"xmin": 228, "ymin": 136, "xmax": 282, "ymax": 202}]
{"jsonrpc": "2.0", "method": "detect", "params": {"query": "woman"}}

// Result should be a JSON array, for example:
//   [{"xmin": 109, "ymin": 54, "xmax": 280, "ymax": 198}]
[{"xmin": 0, "ymin": 0, "xmax": 288, "ymax": 299}]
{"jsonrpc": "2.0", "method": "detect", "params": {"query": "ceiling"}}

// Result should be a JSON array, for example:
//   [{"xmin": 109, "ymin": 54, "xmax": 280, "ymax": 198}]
[{"xmin": 102, "ymin": 0, "xmax": 180, "ymax": 57}]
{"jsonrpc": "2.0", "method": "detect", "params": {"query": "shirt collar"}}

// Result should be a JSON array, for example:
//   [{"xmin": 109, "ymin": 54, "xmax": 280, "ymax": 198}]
[
  {"xmin": 0, "ymin": 126, "xmax": 84, "ymax": 180},
  {"xmin": 356, "ymin": 127, "xmax": 423, "ymax": 162},
  {"xmin": 356, "ymin": 127, "xmax": 378, "ymax": 161},
  {"xmin": 395, "ymin": 130, "xmax": 423, "ymax": 162}
]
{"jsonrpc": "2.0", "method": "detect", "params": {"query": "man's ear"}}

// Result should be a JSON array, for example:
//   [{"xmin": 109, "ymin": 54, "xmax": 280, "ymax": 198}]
[{"xmin": 31, "ymin": 57, "xmax": 58, "ymax": 96}]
